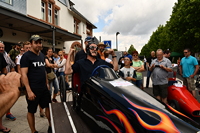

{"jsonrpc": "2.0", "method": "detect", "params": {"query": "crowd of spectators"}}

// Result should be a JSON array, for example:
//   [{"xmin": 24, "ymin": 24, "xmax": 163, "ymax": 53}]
[{"xmin": 0, "ymin": 34, "xmax": 199, "ymax": 133}]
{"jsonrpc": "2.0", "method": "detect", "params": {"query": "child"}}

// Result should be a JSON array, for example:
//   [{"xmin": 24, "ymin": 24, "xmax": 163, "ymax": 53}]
[{"xmin": 119, "ymin": 55, "xmax": 136, "ymax": 83}]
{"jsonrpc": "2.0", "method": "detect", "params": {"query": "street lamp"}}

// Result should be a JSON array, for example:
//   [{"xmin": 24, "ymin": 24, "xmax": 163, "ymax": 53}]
[{"xmin": 116, "ymin": 32, "xmax": 120, "ymax": 51}]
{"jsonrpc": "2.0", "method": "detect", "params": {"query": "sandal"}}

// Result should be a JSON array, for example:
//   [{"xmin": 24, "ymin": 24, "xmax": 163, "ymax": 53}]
[{"xmin": 0, "ymin": 127, "xmax": 11, "ymax": 133}]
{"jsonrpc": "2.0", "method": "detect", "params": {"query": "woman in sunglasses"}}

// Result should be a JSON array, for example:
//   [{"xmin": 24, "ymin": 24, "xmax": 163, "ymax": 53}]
[
  {"xmin": 132, "ymin": 51, "xmax": 145, "ymax": 89},
  {"xmin": 56, "ymin": 51, "xmax": 67, "ymax": 77}
]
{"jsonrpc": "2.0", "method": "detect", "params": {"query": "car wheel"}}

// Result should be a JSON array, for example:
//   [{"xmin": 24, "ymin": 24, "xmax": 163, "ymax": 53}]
[{"xmin": 169, "ymin": 100, "xmax": 180, "ymax": 111}]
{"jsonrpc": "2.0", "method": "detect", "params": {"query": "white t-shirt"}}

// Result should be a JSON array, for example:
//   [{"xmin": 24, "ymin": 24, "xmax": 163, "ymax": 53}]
[
  {"xmin": 120, "ymin": 67, "xmax": 135, "ymax": 79},
  {"xmin": 16, "ymin": 54, "xmax": 22, "ymax": 65},
  {"xmin": 56, "ymin": 58, "xmax": 66, "ymax": 72}
]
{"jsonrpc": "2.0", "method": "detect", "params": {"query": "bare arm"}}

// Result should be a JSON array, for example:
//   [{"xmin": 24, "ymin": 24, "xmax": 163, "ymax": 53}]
[
  {"xmin": 21, "ymin": 67, "xmax": 36, "ymax": 101},
  {"xmin": 109, "ymin": 49, "xmax": 118, "ymax": 71},
  {"xmin": 191, "ymin": 65, "xmax": 199, "ymax": 78},
  {"xmin": 65, "ymin": 48, "xmax": 74, "ymax": 75},
  {"xmin": 0, "ymin": 72, "xmax": 20, "ymax": 117}
]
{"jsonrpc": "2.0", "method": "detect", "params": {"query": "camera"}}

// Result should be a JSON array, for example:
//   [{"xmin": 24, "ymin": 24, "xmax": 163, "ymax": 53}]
[{"xmin": 155, "ymin": 65, "xmax": 160, "ymax": 67}]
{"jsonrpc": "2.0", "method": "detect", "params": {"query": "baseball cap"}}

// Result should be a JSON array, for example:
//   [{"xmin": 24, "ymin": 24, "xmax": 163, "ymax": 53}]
[
  {"xmin": 124, "ymin": 55, "xmax": 132, "ymax": 61},
  {"xmin": 29, "ymin": 35, "xmax": 43, "ymax": 42},
  {"xmin": 85, "ymin": 36, "xmax": 92, "ymax": 42}
]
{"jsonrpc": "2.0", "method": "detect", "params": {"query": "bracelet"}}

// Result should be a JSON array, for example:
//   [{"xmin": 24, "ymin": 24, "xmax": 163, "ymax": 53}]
[{"xmin": 112, "ymin": 56, "xmax": 117, "ymax": 58}]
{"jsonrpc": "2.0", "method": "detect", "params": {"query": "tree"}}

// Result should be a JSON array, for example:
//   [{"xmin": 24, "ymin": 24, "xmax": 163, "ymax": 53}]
[{"xmin": 128, "ymin": 44, "xmax": 136, "ymax": 55}]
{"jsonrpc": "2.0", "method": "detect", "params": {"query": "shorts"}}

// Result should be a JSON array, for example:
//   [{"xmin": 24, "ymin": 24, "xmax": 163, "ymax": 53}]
[
  {"xmin": 183, "ymin": 77, "xmax": 195, "ymax": 91},
  {"xmin": 26, "ymin": 88, "xmax": 51, "ymax": 113},
  {"xmin": 153, "ymin": 84, "xmax": 168, "ymax": 98}
]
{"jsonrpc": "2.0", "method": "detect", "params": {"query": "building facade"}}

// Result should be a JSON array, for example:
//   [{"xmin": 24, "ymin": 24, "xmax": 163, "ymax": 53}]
[{"xmin": 0, "ymin": 0, "xmax": 96, "ymax": 53}]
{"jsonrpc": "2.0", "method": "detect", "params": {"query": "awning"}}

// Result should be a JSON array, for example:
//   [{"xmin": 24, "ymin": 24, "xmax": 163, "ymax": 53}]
[{"xmin": 0, "ymin": 6, "xmax": 81, "ymax": 41}]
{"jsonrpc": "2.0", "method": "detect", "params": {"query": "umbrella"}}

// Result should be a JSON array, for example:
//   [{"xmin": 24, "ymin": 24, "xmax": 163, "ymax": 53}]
[{"xmin": 170, "ymin": 52, "xmax": 183, "ymax": 57}]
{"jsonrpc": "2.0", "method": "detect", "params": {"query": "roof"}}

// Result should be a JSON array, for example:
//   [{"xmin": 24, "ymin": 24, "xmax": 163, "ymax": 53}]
[{"xmin": 69, "ymin": 6, "xmax": 97, "ymax": 29}]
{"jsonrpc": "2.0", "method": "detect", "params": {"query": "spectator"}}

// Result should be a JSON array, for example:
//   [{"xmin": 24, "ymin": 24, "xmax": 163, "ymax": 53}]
[
  {"xmin": 8, "ymin": 43, "xmax": 21, "ymax": 62},
  {"xmin": 118, "ymin": 51, "xmax": 129, "ymax": 69},
  {"xmin": 97, "ymin": 42, "xmax": 107, "ymax": 60},
  {"xmin": 119, "ymin": 55, "xmax": 136, "ymax": 83},
  {"xmin": 163, "ymin": 49, "xmax": 171, "ymax": 58},
  {"xmin": 45, "ymin": 48, "xmax": 59, "ymax": 103},
  {"xmin": 53, "ymin": 51, "xmax": 60, "ymax": 63},
  {"xmin": 56, "ymin": 51, "xmax": 67, "ymax": 77},
  {"xmin": 16, "ymin": 41, "xmax": 31, "ymax": 74},
  {"xmin": 180, "ymin": 48, "xmax": 199, "ymax": 98},
  {"xmin": 63, "ymin": 50, "xmax": 68, "ymax": 59},
  {"xmin": 177, "ymin": 57, "xmax": 181, "ymax": 75},
  {"xmin": 149, "ymin": 49, "xmax": 172, "ymax": 104},
  {"xmin": 146, "ymin": 51, "xmax": 156, "ymax": 88},
  {"xmin": 20, "ymin": 35, "xmax": 52, "ymax": 133},
  {"xmin": 132, "ymin": 51, "xmax": 145, "ymax": 89},
  {"xmin": 74, "ymin": 36, "xmax": 92, "ymax": 62},
  {"xmin": 0, "ymin": 42, "xmax": 17, "ymax": 121},
  {"xmin": 65, "ymin": 41, "xmax": 118, "ymax": 86}
]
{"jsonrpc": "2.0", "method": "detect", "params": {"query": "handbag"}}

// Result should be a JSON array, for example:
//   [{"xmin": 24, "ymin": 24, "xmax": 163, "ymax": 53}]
[{"xmin": 47, "ymin": 70, "xmax": 55, "ymax": 81}]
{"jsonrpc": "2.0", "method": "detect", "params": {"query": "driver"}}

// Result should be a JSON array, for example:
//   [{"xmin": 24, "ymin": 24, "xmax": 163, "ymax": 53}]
[{"xmin": 65, "ymin": 41, "xmax": 118, "ymax": 86}]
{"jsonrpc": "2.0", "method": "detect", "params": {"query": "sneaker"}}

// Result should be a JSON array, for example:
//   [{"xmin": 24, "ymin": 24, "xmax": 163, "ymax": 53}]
[
  {"xmin": 52, "ymin": 99, "xmax": 58, "ymax": 103},
  {"xmin": 6, "ymin": 113, "xmax": 16, "ymax": 121}
]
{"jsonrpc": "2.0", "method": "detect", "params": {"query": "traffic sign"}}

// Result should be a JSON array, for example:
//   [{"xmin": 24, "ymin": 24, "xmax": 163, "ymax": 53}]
[{"xmin": 103, "ymin": 40, "xmax": 111, "ymax": 49}]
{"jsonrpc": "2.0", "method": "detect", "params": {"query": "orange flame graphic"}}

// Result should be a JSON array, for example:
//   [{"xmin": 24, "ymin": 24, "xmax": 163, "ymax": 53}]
[
  {"xmin": 166, "ymin": 104, "xmax": 193, "ymax": 121},
  {"xmin": 98, "ymin": 116, "xmax": 122, "ymax": 133},
  {"xmin": 124, "ymin": 96, "xmax": 180, "ymax": 133},
  {"xmin": 100, "ymin": 103, "xmax": 136, "ymax": 133}
]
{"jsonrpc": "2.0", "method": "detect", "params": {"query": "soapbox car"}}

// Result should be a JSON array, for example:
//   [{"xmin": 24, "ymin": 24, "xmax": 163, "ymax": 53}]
[
  {"xmin": 66, "ymin": 65, "xmax": 200, "ymax": 133},
  {"xmin": 168, "ymin": 80, "xmax": 200, "ymax": 117}
]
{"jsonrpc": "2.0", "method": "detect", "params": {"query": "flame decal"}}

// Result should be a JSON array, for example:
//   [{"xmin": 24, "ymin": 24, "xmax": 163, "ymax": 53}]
[
  {"xmin": 124, "ymin": 95, "xmax": 180, "ymax": 133},
  {"xmin": 97, "ymin": 115, "xmax": 122, "ymax": 133},
  {"xmin": 166, "ymin": 104, "xmax": 193, "ymax": 121},
  {"xmin": 99, "ymin": 103, "xmax": 136, "ymax": 133}
]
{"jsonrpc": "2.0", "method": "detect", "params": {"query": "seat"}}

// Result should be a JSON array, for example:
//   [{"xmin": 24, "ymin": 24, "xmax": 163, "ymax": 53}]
[{"xmin": 72, "ymin": 73, "xmax": 81, "ymax": 93}]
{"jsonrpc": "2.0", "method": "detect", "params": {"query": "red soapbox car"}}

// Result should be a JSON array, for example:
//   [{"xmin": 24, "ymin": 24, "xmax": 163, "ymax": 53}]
[{"xmin": 168, "ymin": 79, "xmax": 200, "ymax": 117}]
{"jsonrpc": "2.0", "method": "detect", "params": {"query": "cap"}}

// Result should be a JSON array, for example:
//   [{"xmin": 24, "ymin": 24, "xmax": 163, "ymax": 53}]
[
  {"xmin": 124, "ymin": 55, "xmax": 132, "ymax": 61},
  {"xmin": 85, "ymin": 36, "xmax": 92, "ymax": 42},
  {"xmin": 97, "ymin": 42, "xmax": 107, "ymax": 47},
  {"xmin": 29, "ymin": 35, "xmax": 43, "ymax": 42}
]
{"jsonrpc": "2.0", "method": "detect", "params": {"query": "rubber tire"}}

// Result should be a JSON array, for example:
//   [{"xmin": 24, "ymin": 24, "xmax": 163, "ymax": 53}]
[
  {"xmin": 59, "ymin": 75, "xmax": 66, "ymax": 102},
  {"xmin": 169, "ymin": 100, "xmax": 180, "ymax": 111}
]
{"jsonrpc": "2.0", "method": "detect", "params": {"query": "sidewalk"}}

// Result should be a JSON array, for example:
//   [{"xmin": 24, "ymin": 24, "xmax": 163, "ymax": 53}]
[{"xmin": 2, "ymin": 95, "xmax": 49, "ymax": 133}]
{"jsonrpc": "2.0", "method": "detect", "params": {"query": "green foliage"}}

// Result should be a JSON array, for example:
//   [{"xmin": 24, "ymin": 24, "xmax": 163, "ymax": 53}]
[
  {"xmin": 128, "ymin": 44, "xmax": 136, "ymax": 55},
  {"xmin": 141, "ymin": 0, "xmax": 200, "ymax": 56}
]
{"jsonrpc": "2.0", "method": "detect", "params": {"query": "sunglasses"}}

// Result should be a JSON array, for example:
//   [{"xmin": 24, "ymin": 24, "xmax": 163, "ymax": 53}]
[
  {"xmin": 89, "ymin": 46, "xmax": 98, "ymax": 50},
  {"xmin": 58, "ymin": 55, "xmax": 63, "ymax": 56},
  {"xmin": 20, "ymin": 50, "xmax": 25, "ymax": 51},
  {"xmin": 133, "ymin": 55, "xmax": 138, "ymax": 56},
  {"xmin": 184, "ymin": 52, "xmax": 188, "ymax": 53}
]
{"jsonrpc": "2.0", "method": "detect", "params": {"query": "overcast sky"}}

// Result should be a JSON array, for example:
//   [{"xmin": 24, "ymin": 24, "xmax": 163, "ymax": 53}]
[{"xmin": 71, "ymin": 0, "xmax": 177, "ymax": 53}]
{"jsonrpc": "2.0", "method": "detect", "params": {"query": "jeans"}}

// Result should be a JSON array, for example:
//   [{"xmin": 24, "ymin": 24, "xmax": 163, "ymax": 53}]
[
  {"xmin": 146, "ymin": 71, "xmax": 152, "ymax": 88},
  {"xmin": 49, "ymin": 76, "xmax": 59, "ymax": 96}
]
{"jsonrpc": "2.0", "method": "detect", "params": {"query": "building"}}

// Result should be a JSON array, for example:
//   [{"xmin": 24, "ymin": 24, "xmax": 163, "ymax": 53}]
[{"xmin": 0, "ymin": 0, "xmax": 96, "ymax": 53}]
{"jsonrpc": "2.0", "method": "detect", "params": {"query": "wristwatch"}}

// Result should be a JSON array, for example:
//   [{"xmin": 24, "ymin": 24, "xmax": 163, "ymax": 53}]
[{"xmin": 112, "ymin": 55, "xmax": 117, "ymax": 58}]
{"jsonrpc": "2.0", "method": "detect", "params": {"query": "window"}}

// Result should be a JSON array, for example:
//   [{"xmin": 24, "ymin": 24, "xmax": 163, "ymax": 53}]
[
  {"xmin": 48, "ymin": 3, "xmax": 52, "ymax": 23},
  {"xmin": 1, "ymin": 0, "xmax": 12, "ymax": 4},
  {"xmin": 41, "ymin": 2, "xmax": 46, "ymax": 20},
  {"xmin": 74, "ymin": 18, "xmax": 80, "ymax": 34},
  {"xmin": 54, "ymin": 10, "xmax": 58, "ymax": 25}
]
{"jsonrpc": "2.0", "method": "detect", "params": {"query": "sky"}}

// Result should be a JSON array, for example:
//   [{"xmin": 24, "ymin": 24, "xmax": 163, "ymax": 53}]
[{"xmin": 71, "ymin": 0, "xmax": 177, "ymax": 53}]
